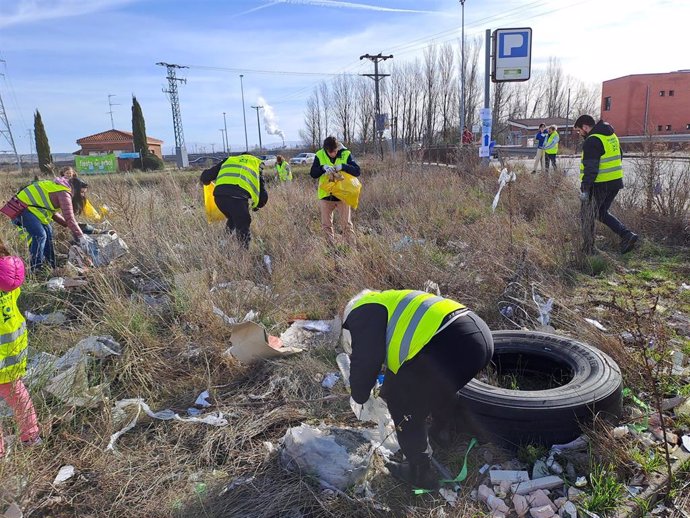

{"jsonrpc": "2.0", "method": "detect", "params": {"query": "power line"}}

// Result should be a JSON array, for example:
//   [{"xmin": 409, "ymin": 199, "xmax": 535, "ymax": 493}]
[
  {"xmin": 0, "ymin": 63, "xmax": 21, "ymax": 172},
  {"xmin": 185, "ymin": 64, "xmax": 358, "ymax": 77},
  {"xmin": 360, "ymin": 53, "xmax": 393, "ymax": 159}
]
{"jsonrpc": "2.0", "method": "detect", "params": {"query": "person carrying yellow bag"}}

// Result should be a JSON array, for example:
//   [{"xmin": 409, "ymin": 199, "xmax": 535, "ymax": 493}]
[{"xmin": 309, "ymin": 136, "xmax": 361, "ymax": 244}]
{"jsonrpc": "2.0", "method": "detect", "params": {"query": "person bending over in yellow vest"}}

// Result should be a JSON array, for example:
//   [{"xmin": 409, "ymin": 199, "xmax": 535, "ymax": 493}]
[
  {"xmin": 9, "ymin": 177, "xmax": 88, "ymax": 271},
  {"xmin": 309, "ymin": 136, "xmax": 361, "ymax": 244},
  {"xmin": 0, "ymin": 241, "xmax": 41, "ymax": 457},
  {"xmin": 200, "ymin": 154, "xmax": 268, "ymax": 248},
  {"xmin": 342, "ymin": 289, "xmax": 494, "ymax": 490},
  {"xmin": 275, "ymin": 155, "xmax": 292, "ymax": 182},
  {"xmin": 574, "ymin": 115, "xmax": 638, "ymax": 255}
]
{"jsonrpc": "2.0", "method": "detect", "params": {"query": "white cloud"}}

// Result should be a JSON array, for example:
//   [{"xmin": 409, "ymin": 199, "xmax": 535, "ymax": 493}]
[
  {"xmin": 275, "ymin": 0, "xmax": 435, "ymax": 14},
  {"xmin": 0, "ymin": 0, "xmax": 141, "ymax": 28}
]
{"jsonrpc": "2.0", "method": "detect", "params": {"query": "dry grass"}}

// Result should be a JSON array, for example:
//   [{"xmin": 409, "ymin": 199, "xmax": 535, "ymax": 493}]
[{"xmin": 0, "ymin": 158, "xmax": 687, "ymax": 516}]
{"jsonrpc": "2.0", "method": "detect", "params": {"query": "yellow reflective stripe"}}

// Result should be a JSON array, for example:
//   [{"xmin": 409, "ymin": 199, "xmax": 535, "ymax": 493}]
[
  {"xmin": 0, "ymin": 322, "xmax": 26, "ymax": 345},
  {"xmin": 0, "ymin": 348, "xmax": 27, "ymax": 370},
  {"xmin": 397, "ymin": 296, "xmax": 444, "ymax": 366}
]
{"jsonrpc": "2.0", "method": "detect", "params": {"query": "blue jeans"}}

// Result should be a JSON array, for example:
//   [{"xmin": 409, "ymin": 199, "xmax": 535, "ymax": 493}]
[{"xmin": 13, "ymin": 211, "xmax": 55, "ymax": 270}]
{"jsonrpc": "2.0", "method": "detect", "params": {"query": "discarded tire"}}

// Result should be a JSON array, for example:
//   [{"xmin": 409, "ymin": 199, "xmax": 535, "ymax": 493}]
[{"xmin": 456, "ymin": 330, "xmax": 623, "ymax": 447}]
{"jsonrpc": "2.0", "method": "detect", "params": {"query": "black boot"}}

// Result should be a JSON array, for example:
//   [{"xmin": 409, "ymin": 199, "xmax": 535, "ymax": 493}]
[
  {"xmin": 428, "ymin": 425, "xmax": 451, "ymax": 449},
  {"xmin": 620, "ymin": 232, "xmax": 638, "ymax": 254},
  {"xmin": 386, "ymin": 458, "xmax": 440, "ymax": 490}
]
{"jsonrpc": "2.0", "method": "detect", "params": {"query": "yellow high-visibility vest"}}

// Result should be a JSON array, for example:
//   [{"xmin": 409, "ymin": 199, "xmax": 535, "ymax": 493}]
[
  {"xmin": 315, "ymin": 148, "xmax": 351, "ymax": 199},
  {"xmin": 579, "ymin": 132, "xmax": 623, "ymax": 183},
  {"xmin": 352, "ymin": 290, "xmax": 466, "ymax": 373},
  {"xmin": 544, "ymin": 131, "xmax": 559, "ymax": 154},
  {"xmin": 0, "ymin": 287, "xmax": 28, "ymax": 384},
  {"xmin": 214, "ymin": 154, "xmax": 262, "ymax": 208},
  {"xmin": 16, "ymin": 180, "xmax": 70, "ymax": 224},
  {"xmin": 276, "ymin": 161, "xmax": 292, "ymax": 181}
]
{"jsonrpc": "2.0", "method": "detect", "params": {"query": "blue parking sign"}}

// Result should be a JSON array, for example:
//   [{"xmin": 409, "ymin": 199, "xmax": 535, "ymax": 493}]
[{"xmin": 492, "ymin": 27, "xmax": 532, "ymax": 82}]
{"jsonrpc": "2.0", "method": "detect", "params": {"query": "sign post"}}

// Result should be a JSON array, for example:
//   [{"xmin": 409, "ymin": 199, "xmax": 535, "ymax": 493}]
[
  {"xmin": 492, "ymin": 28, "xmax": 532, "ymax": 82},
  {"xmin": 479, "ymin": 108, "xmax": 492, "ymax": 158}
]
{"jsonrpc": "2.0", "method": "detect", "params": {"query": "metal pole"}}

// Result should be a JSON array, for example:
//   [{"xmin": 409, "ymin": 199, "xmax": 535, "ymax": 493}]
[
  {"xmin": 251, "ymin": 105, "xmax": 263, "ymax": 150},
  {"xmin": 484, "ymin": 29, "xmax": 490, "ymax": 110},
  {"xmin": 223, "ymin": 111, "xmax": 229, "ymax": 153},
  {"xmin": 459, "ymin": 0, "xmax": 466, "ymax": 138},
  {"xmin": 240, "ymin": 74, "xmax": 248, "ymax": 152},
  {"xmin": 565, "ymin": 88, "xmax": 571, "ymax": 149},
  {"xmin": 27, "ymin": 129, "xmax": 34, "ymax": 165},
  {"xmin": 220, "ymin": 129, "xmax": 226, "ymax": 155}
]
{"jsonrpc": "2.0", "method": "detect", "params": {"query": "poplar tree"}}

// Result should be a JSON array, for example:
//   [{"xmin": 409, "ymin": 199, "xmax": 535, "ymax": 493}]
[
  {"xmin": 34, "ymin": 110, "xmax": 53, "ymax": 174},
  {"xmin": 131, "ymin": 96, "xmax": 163, "ymax": 170}
]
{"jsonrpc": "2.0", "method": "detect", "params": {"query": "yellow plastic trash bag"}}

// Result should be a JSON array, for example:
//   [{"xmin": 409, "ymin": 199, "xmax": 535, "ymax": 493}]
[
  {"xmin": 323, "ymin": 172, "xmax": 362, "ymax": 209},
  {"xmin": 204, "ymin": 183, "xmax": 225, "ymax": 223},
  {"xmin": 83, "ymin": 199, "xmax": 102, "ymax": 221}
]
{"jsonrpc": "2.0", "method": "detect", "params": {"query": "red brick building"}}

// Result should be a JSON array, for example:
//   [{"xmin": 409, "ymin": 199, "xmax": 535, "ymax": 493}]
[
  {"xmin": 601, "ymin": 71, "xmax": 690, "ymax": 136},
  {"xmin": 76, "ymin": 129, "xmax": 163, "ymax": 158}
]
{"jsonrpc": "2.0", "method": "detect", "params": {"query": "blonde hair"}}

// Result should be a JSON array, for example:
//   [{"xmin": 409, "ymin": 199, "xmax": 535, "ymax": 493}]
[{"xmin": 60, "ymin": 166, "xmax": 76, "ymax": 177}]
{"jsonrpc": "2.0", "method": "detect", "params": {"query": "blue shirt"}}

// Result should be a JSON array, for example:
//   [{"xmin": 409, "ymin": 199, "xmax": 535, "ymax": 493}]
[{"xmin": 535, "ymin": 131, "xmax": 547, "ymax": 149}]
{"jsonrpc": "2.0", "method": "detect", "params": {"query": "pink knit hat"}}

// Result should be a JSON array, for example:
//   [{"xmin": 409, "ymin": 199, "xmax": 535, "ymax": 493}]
[{"xmin": 0, "ymin": 256, "xmax": 26, "ymax": 292}]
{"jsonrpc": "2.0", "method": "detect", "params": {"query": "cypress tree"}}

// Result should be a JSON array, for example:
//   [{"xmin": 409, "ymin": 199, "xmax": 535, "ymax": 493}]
[
  {"xmin": 34, "ymin": 110, "xmax": 53, "ymax": 174},
  {"xmin": 131, "ymin": 96, "xmax": 163, "ymax": 170}
]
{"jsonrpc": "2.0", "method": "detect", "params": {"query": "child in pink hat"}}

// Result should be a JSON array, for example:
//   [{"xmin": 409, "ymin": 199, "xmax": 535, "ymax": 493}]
[{"xmin": 0, "ymin": 240, "xmax": 40, "ymax": 456}]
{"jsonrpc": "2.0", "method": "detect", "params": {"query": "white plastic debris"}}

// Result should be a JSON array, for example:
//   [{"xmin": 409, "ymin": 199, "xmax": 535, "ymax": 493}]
[
  {"xmin": 24, "ymin": 311, "xmax": 67, "ymax": 325},
  {"xmin": 423, "ymin": 280, "xmax": 441, "ymax": 296},
  {"xmin": 194, "ymin": 390, "xmax": 211, "ymax": 408},
  {"xmin": 491, "ymin": 167, "xmax": 516, "ymax": 212},
  {"xmin": 263, "ymin": 255, "xmax": 273, "ymax": 275},
  {"xmin": 439, "ymin": 487, "xmax": 458, "ymax": 506},
  {"xmin": 280, "ymin": 424, "xmax": 372, "ymax": 490},
  {"xmin": 575, "ymin": 476, "xmax": 588, "ymax": 487},
  {"xmin": 321, "ymin": 373, "xmax": 339, "ymax": 389},
  {"xmin": 53, "ymin": 335, "xmax": 121, "ymax": 372},
  {"xmin": 613, "ymin": 426, "xmax": 629, "ymax": 438},
  {"xmin": 53, "ymin": 465, "xmax": 76, "ymax": 485},
  {"xmin": 106, "ymin": 398, "xmax": 228, "ymax": 452},
  {"xmin": 682, "ymin": 435, "xmax": 690, "ymax": 452},
  {"xmin": 550, "ymin": 435, "xmax": 588, "ymax": 452},
  {"xmin": 2, "ymin": 503, "xmax": 22, "ymax": 518},
  {"xmin": 46, "ymin": 277, "xmax": 65, "ymax": 291},
  {"xmin": 584, "ymin": 318, "xmax": 607, "ymax": 331}
]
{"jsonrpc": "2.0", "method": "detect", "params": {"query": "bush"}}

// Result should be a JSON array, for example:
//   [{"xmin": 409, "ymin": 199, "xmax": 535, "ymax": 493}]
[{"xmin": 140, "ymin": 152, "xmax": 164, "ymax": 171}]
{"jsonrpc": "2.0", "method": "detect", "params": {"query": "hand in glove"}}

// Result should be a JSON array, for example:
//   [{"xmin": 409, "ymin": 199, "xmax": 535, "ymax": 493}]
[
  {"xmin": 334, "ymin": 164, "xmax": 342, "ymax": 172},
  {"xmin": 322, "ymin": 165, "xmax": 335, "ymax": 175},
  {"xmin": 579, "ymin": 189, "xmax": 590, "ymax": 202}
]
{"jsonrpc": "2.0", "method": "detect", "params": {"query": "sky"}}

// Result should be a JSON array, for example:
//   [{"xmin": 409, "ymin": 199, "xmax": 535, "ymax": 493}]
[{"xmin": 0, "ymin": 0, "xmax": 687, "ymax": 155}]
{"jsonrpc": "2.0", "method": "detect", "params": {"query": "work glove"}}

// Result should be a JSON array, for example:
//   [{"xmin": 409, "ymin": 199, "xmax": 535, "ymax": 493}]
[
  {"xmin": 334, "ymin": 164, "xmax": 342, "ymax": 172},
  {"xmin": 579, "ymin": 190, "xmax": 590, "ymax": 202},
  {"xmin": 322, "ymin": 165, "xmax": 335, "ymax": 175},
  {"xmin": 78, "ymin": 235, "xmax": 92, "ymax": 253}
]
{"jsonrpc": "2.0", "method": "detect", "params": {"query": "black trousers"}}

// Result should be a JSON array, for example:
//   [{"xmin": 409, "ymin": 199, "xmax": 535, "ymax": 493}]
[
  {"xmin": 214, "ymin": 195, "xmax": 252, "ymax": 248},
  {"xmin": 380, "ymin": 311, "xmax": 494, "ymax": 464},
  {"xmin": 580, "ymin": 181, "xmax": 630, "ymax": 253},
  {"xmin": 545, "ymin": 153, "xmax": 557, "ymax": 170}
]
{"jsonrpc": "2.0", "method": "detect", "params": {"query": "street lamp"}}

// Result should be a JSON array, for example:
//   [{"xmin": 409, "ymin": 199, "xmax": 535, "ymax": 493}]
[
  {"xmin": 219, "ymin": 129, "xmax": 226, "ymax": 155},
  {"xmin": 459, "ymin": 0, "xmax": 466, "ymax": 141},
  {"xmin": 251, "ymin": 105, "xmax": 264, "ymax": 150},
  {"xmin": 223, "ymin": 111, "xmax": 229, "ymax": 153},
  {"xmin": 240, "ymin": 75, "xmax": 248, "ymax": 152}
]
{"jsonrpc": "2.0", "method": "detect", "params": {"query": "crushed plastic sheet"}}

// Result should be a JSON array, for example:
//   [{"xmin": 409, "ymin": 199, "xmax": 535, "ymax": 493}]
[
  {"xmin": 24, "ymin": 311, "xmax": 67, "ymax": 325},
  {"xmin": 106, "ymin": 398, "xmax": 229, "ymax": 452},
  {"xmin": 53, "ymin": 465, "xmax": 76, "ymax": 485},
  {"xmin": 491, "ymin": 168, "xmax": 516, "ymax": 212}
]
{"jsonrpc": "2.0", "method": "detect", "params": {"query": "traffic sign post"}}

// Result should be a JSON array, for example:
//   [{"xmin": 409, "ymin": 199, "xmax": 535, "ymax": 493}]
[
  {"xmin": 479, "ymin": 107, "xmax": 492, "ymax": 158},
  {"xmin": 492, "ymin": 27, "xmax": 532, "ymax": 82}
]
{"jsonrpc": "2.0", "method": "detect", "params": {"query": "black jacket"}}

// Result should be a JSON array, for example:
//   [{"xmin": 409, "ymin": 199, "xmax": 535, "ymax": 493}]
[
  {"xmin": 200, "ymin": 158, "xmax": 268, "ymax": 209},
  {"xmin": 581, "ymin": 120, "xmax": 623, "ymax": 192},
  {"xmin": 310, "ymin": 146, "xmax": 361, "ymax": 202},
  {"xmin": 343, "ymin": 304, "xmax": 388, "ymax": 404}
]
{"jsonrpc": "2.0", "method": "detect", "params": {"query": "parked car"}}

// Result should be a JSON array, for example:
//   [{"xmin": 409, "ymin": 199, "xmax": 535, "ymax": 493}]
[
  {"xmin": 289, "ymin": 152, "xmax": 315, "ymax": 165},
  {"xmin": 259, "ymin": 154, "xmax": 277, "ymax": 167}
]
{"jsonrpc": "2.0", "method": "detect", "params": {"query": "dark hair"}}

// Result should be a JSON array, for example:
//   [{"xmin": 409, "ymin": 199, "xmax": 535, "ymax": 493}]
[
  {"xmin": 70, "ymin": 177, "xmax": 89, "ymax": 215},
  {"xmin": 539, "ymin": 123, "xmax": 545, "ymax": 129},
  {"xmin": 323, "ymin": 136, "xmax": 338, "ymax": 152},
  {"xmin": 574, "ymin": 115, "xmax": 596, "ymax": 129}
]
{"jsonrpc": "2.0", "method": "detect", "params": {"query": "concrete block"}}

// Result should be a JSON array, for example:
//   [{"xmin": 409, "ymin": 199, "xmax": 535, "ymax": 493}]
[
  {"xmin": 559, "ymin": 501, "xmax": 577, "ymax": 518},
  {"xmin": 512, "ymin": 476, "xmax": 564, "ymax": 495},
  {"xmin": 478, "ymin": 484, "xmax": 495, "ymax": 503},
  {"xmin": 486, "ymin": 495, "xmax": 510, "ymax": 514},
  {"xmin": 490, "ymin": 470, "xmax": 530, "ymax": 484},
  {"xmin": 529, "ymin": 505, "xmax": 555, "ymax": 518}
]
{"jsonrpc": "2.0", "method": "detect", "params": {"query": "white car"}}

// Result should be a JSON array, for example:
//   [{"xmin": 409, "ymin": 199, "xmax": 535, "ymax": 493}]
[
  {"xmin": 289, "ymin": 152, "xmax": 315, "ymax": 165},
  {"xmin": 259, "ymin": 154, "xmax": 277, "ymax": 167}
]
